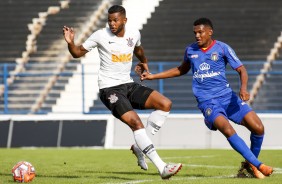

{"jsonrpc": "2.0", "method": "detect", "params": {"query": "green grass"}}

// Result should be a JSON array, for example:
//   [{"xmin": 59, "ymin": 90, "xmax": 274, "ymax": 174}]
[{"xmin": 0, "ymin": 149, "xmax": 281, "ymax": 183}]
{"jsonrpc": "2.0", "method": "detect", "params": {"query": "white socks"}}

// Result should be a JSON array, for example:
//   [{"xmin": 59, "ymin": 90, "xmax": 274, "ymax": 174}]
[
  {"xmin": 131, "ymin": 110, "xmax": 169, "ymax": 172},
  {"xmin": 147, "ymin": 110, "xmax": 169, "ymax": 135},
  {"xmin": 134, "ymin": 129, "xmax": 166, "ymax": 173}
]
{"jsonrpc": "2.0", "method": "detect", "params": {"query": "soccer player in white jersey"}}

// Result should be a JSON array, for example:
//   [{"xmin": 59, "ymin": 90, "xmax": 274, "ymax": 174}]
[{"xmin": 63, "ymin": 5, "xmax": 182, "ymax": 179}]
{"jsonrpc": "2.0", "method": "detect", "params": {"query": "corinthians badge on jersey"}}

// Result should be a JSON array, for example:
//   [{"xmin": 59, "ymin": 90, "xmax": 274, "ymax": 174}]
[
  {"xmin": 126, "ymin": 37, "xmax": 134, "ymax": 47},
  {"xmin": 211, "ymin": 52, "xmax": 218, "ymax": 61}
]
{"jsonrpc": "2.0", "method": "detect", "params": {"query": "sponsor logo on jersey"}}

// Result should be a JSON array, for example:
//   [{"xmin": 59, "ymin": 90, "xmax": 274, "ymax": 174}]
[
  {"xmin": 126, "ymin": 37, "xmax": 134, "ymax": 47},
  {"xmin": 193, "ymin": 62, "xmax": 221, "ymax": 82},
  {"xmin": 199, "ymin": 62, "xmax": 210, "ymax": 71},
  {"xmin": 112, "ymin": 53, "xmax": 132, "ymax": 62},
  {"xmin": 191, "ymin": 54, "xmax": 198, "ymax": 58},
  {"xmin": 211, "ymin": 52, "xmax": 218, "ymax": 61},
  {"xmin": 108, "ymin": 93, "xmax": 118, "ymax": 103}
]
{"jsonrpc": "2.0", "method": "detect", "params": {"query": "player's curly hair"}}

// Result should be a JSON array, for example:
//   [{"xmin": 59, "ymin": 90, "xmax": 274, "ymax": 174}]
[
  {"xmin": 194, "ymin": 17, "xmax": 213, "ymax": 29},
  {"xmin": 108, "ymin": 5, "xmax": 126, "ymax": 16}
]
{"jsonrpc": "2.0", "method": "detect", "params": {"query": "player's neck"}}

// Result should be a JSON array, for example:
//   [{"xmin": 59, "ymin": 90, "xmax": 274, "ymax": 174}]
[
  {"xmin": 201, "ymin": 39, "xmax": 214, "ymax": 50},
  {"xmin": 115, "ymin": 29, "xmax": 125, "ymax": 37},
  {"xmin": 114, "ymin": 26, "xmax": 126, "ymax": 37}
]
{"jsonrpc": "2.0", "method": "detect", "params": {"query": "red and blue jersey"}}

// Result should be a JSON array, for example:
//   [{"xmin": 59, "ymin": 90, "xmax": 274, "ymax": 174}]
[{"xmin": 184, "ymin": 40, "xmax": 243, "ymax": 103}]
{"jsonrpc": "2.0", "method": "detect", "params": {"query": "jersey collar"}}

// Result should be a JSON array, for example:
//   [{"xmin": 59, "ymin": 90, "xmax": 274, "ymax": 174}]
[{"xmin": 200, "ymin": 40, "xmax": 216, "ymax": 53}]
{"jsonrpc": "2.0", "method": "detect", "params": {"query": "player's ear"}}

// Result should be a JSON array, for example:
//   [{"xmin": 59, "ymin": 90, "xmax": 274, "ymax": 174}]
[
  {"xmin": 209, "ymin": 29, "xmax": 213, "ymax": 36},
  {"xmin": 124, "ymin": 17, "xmax": 127, "ymax": 24}
]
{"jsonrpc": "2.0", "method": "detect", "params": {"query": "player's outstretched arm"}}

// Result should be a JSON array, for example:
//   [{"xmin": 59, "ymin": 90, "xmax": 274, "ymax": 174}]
[
  {"xmin": 235, "ymin": 65, "xmax": 250, "ymax": 101},
  {"xmin": 63, "ymin": 26, "xmax": 88, "ymax": 58},
  {"xmin": 141, "ymin": 60, "xmax": 190, "ymax": 81}
]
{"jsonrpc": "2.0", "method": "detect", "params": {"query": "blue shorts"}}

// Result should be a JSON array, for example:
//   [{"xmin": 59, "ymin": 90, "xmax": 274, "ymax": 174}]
[{"xmin": 198, "ymin": 91, "xmax": 252, "ymax": 131}]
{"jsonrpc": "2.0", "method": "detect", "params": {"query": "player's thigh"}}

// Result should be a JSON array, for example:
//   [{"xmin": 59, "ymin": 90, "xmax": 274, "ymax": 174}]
[
  {"xmin": 198, "ymin": 99, "xmax": 227, "ymax": 131},
  {"xmin": 128, "ymin": 83, "xmax": 155, "ymax": 109},
  {"xmin": 214, "ymin": 115, "xmax": 236, "ymax": 138},
  {"xmin": 241, "ymin": 111, "xmax": 264, "ymax": 135},
  {"xmin": 144, "ymin": 90, "xmax": 172, "ymax": 111},
  {"xmin": 99, "ymin": 87, "xmax": 133, "ymax": 119},
  {"xmin": 227, "ymin": 92, "xmax": 253, "ymax": 125}
]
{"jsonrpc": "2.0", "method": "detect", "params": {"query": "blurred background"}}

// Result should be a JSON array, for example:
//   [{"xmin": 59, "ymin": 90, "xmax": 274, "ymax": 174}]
[{"xmin": 0, "ymin": 0, "xmax": 281, "ymax": 149}]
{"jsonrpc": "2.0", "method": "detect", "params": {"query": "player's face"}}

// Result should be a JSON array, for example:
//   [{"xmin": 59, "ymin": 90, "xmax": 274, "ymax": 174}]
[
  {"xmin": 193, "ymin": 25, "xmax": 213, "ymax": 48},
  {"xmin": 108, "ymin": 12, "xmax": 127, "ymax": 36}
]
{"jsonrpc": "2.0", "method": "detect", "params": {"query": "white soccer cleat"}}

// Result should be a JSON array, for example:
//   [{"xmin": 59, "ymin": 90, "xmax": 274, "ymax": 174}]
[
  {"xmin": 130, "ymin": 144, "xmax": 148, "ymax": 171},
  {"xmin": 160, "ymin": 163, "xmax": 182, "ymax": 180}
]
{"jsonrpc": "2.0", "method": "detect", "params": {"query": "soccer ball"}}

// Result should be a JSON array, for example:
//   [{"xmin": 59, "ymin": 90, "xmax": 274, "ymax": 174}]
[{"xmin": 12, "ymin": 161, "xmax": 35, "ymax": 183}]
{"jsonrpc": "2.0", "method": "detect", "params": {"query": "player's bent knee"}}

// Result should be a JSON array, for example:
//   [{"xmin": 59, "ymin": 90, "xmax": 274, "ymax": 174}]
[
  {"xmin": 129, "ymin": 119, "xmax": 144, "ymax": 131},
  {"xmin": 255, "ymin": 123, "xmax": 264, "ymax": 135},
  {"xmin": 163, "ymin": 98, "xmax": 172, "ymax": 111},
  {"xmin": 156, "ymin": 97, "xmax": 172, "ymax": 111}
]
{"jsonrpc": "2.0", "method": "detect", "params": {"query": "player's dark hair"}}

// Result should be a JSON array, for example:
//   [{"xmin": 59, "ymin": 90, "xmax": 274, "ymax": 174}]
[
  {"xmin": 194, "ymin": 17, "xmax": 213, "ymax": 29},
  {"xmin": 108, "ymin": 5, "xmax": 126, "ymax": 16}
]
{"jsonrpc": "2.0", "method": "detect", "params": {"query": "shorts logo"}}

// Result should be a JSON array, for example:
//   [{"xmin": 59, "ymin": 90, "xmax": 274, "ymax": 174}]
[
  {"xmin": 108, "ymin": 93, "xmax": 118, "ymax": 103},
  {"xmin": 205, "ymin": 108, "xmax": 212, "ymax": 116}
]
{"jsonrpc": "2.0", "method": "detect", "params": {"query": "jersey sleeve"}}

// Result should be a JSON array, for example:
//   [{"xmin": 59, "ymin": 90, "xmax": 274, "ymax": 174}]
[
  {"xmin": 82, "ymin": 30, "xmax": 100, "ymax": 51},
  {"xmin": 223, "ymin": 43, "xmax": 243, "ymax": 69},
  {"xmin": 135, "ymin": 30, "xmax": 141, "ymax": 47},
  {"xmin": 183, "ymin": 47, "xmax": 190, "ymax": 63}
]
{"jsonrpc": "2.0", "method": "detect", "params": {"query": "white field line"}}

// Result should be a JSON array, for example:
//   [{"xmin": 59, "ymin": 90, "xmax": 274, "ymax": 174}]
[
  {"xmin": 151, "ymin": 155, "xmax": 282, "ymax": 171},
  {"xmin": 185, "ymin": 164, "xmax": 236, "ymax": 169},
  {"xmin": 144, "ymin": 155, "xmax": 217, "ymax": 162},
  {"xmin": 104, "ymin": 174, "xmax": 236, "ymax": 184},
  {"xmin": 162, "ymin": 155, "xmax": 217, "ymax": 159},
  {"xmin": 104, "ymin": 164, "xmax": 282, "ymax": 184}
]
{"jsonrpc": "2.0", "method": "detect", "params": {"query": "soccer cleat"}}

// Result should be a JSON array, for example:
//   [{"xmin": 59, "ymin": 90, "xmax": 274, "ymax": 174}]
[
  {"xmin": 258, "ymin": 164, "xmax": 273, "ymax": 176},
  {"xmin": 130, "ymin": 144, "xmax": 148, "ymax": 171},
  {"xmin": 249, "ymin": 163, "xmax": 266, "ymax": 179},
  {"xmin": 237, "ymin": 161, "xmax": 253, "ymax": 178},
  {"xmin": 160, "ymin": 163, "xmax": 182, "ymax": 180}
]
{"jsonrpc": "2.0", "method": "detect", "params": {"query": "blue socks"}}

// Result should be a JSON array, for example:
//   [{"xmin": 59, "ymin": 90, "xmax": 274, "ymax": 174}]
[
  {"xmin": 228, "ymin": 133, "xmax": 261, "ymax": 168},
  {"xmin": 250, "ymin": 133, "xmax": 264, "ymax": 158}
]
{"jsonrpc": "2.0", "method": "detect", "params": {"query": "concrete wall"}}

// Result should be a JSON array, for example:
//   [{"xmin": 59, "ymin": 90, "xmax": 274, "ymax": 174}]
[
  {"xmin": 111, "ymin": 113, "xmax": 282, "ymax": 149},
  {"xmin": 0, "ymin": 114, "xmax": 281, "ymax": 149}
]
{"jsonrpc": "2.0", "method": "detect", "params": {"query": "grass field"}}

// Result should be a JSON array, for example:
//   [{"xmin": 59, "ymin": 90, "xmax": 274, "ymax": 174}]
[{"xmin": 0, "ymin": 148, "xmax": 281, "ymax": 183}]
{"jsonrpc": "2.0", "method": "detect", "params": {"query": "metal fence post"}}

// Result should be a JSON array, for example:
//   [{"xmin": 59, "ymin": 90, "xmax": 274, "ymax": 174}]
[
  {"xmin": 81, "ymin": 64, "xmax": 85, "ymax": 114},
  {"xmin": 3, "ymin": 64, "xmax": 9, "ymax": 114},
  {"xmin": 158, "ymin": 63, "xmax": 164, "ymax": 94}
]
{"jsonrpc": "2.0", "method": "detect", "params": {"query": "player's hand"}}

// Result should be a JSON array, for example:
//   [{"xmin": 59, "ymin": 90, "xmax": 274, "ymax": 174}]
[
  {"xmin": 239, "ymin": 89, "xmax": 250, "ymax": 101},
  {"xmin": 135, "ymin": 62, "xmax": 150, "ymax": 76},
  {"xmin": 63, "ymin": 26, "xmax": 75, "ymax": 44},
  {"xmin": 140, "ymin": 72, "xmax": 153, "ymax": 81}
]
